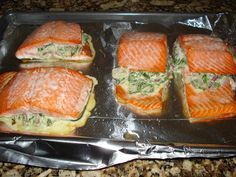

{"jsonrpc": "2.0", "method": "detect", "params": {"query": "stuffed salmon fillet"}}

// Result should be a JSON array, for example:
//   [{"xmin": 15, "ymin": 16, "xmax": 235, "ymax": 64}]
[
  {"xmin": 173, "ymin": 34, "xmax": 236, "ymax": 122},
  {"xmin": 0, "ymin": 67, "xmax": 97, "ymax": 135},
  {"xmin": 113, "ymin": 32, "xmax": 170, "ymax": 116},
  {"xmin": 15, "ymin": 21, "xmax": 95, "ymax": 62}
]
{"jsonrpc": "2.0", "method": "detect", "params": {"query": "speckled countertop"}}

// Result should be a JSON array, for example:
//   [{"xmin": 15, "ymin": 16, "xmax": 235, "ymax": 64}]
[
  {"xmin": 0, "ymin": 0, "xmax": 236, "ymax": 14},
  {"xmin": 0, "ymin": 0, "xmax": 236, "ymax": 177},
  {"xmin": 1, "ymin": 158, "xmax": 236, "ymax": 177}
]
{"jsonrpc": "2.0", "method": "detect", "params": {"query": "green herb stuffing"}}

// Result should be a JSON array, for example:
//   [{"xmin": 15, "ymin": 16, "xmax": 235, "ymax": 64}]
[
  {"xmin": 10, "ymin": 113, "xmax": 55, "ymax": 127},
  {"xmin": 71, "ymin": 46, "xmax": 79, "ymax": 56},
  {"xmin": 128, "ymin": 71, "xmax": 168, "ymax": 95},
  {"xmin": 37, "ymin": 43, "xmax": 54, "ymax": 52},
  {"xmin": 189, "ymin": 73, "xmax": 231, "ymax": 91},
  {"xmin": 202, "ymin": 74, "xmax": 209, "ymax": 84},
  {"xmin": 174, "ymin": 57, "xmax": 187, "ymax": 73},
  {"xmin": 37, "ymin": 43, "xmax": 81, "ymax": 57},
  {"xmin": 115, "ymin": 77, "xmax": 125, "ymax": 84},
  {"xmin": 57, "ymin": 46, "xmax": 80, "ymax": 57},
  {"xmin": 112, "ymin": 68, "xmax": 169, "ymax": 96},
  {"xmin": 47, "ymin": 119, "xmax": 53, "ymax": 126},
  {"xmin": 82, "ymin": 33, "xmax": 89, "ymax": 45}
]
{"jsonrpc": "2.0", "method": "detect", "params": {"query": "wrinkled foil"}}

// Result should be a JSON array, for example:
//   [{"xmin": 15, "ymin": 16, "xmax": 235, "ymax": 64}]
[{"xmin": 0, "ymin": 12, "xmax": 235, "ymax": 170}]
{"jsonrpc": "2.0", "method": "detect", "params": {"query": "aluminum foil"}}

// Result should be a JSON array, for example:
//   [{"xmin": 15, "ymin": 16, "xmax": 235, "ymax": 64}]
[{"xmin": 0, "ymin": 12, "xmax": 235, "ymax": 170}]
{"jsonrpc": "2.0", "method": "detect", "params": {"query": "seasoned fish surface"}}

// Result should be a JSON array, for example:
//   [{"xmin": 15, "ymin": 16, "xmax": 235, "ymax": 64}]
[{"xmin": 118, "ymin": 32, "xmax": 167, "ymax": 72}]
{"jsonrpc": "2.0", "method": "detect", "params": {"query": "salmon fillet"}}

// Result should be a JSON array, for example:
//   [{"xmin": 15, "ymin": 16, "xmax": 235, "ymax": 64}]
[
  {"xmin": 15, "ymin": 21, "xmax": 95, "ymax": 61},
  {"xmin": 0, "ymin": 67, "xmax": 93, "ymax": 120},
  {"xmin": 186, "ymin": 80, "xmax": 236, "ymax": 119},
  {"xmin": 187, "ymin": 49, "xmax": 236, "ymax": 75},
  {"xmin": 17, "ymin": 21, "xmax": 82, "ymax": 52},
  {"xmin": 118, "ymin": 32, "xmax": 167, "ymax": 72},
  {"xmin": 174, "ymin": 34, "xmax": 236, "ymax": 122},
  {"xmin": 116, "ymin": 85, "xmax": 163, "ymax": 115},
  {"xmin": 179, "ymin": 34, "xmax": 236, "ymax": 75}
]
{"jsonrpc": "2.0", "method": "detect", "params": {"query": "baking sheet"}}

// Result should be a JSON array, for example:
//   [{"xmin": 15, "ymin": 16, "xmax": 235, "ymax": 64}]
[{"xmin": 0, "ymin": 12, "xmax": 235, "ymax": 170}]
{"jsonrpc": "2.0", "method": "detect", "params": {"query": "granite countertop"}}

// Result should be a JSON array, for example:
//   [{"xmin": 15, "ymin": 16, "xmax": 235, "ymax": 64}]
[
  {"xmin": 1, "ymin": 158, "xmax": 236, "ymax": 177},
  {"xmin": 0, "ymin": 0, "xmax": 235, "ymax": 14},
  {"xmin": 0, "ymin": 0, "xmax": 236, "ymax": 177}
]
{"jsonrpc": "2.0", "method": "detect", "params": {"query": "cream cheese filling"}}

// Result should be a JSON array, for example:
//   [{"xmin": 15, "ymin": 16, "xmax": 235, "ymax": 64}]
[{"xmin": 112, "ymin": 67, "xmax": 169, "ymax": 97}]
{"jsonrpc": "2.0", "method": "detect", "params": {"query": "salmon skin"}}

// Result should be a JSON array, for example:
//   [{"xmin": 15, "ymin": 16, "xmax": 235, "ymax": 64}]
[
  {"xmin": 15, "ymin": 21, "xmax": 95, "ymax": 62},
  {"xmin": 118, "ymin": 32, "xmax": 167, "ymax": 73},
  {"xmin": 114, "ymin": 32, "xmax": 169, "ymax": 116},
  {"xmin": 174, "ymin": 34, "xmax": 236, "ymax": 122},
  {"xmin": 179, "ymin": 34, "xmax": 236, "ymax": 75},
  {"xmin": 0, "ymin": 67, "xmax": 93, "ymax": 120}
]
